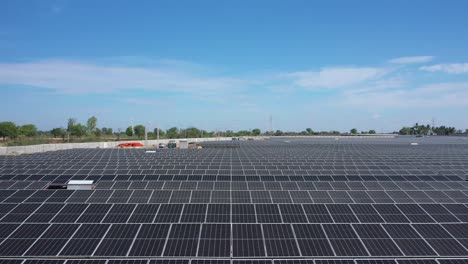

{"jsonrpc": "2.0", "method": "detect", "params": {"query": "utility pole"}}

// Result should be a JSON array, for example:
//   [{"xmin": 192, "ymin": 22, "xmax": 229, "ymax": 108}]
[
  {"xmin": 269, "ymin": 114, "xmax": 273, "ymax": 133},
  {"xmin": 144, "ymin": 123, "xmax": 148, "ymax": 145},
  {"xmin": 157, "ymin": 125, "xmax": 160, "ymax": 147},
  {"xmin": 430, "ymin": 117, "xmax": 436, "ymax": 135}
]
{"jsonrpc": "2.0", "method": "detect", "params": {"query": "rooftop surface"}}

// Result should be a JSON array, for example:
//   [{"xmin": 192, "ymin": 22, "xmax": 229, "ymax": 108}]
[{"xmin": 0, "ymin": 137, "xmax": 468, "ymax": 264}]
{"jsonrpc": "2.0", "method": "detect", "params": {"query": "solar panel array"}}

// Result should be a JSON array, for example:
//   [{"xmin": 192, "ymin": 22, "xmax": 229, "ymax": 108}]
[{"xmin": 1, "ymin": 137, "xmax": 467, "ymax": 263}]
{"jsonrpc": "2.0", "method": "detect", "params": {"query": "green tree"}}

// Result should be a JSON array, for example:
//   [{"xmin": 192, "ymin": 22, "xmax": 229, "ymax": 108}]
[
  {"xmin": 105, "ymin": 128, "xmax": 113, "ymax": 135},
  {"xmin": 70, "ymin": 124, "xmax": 87, "ymax": 138},
  {"xmin": 399, "ymin": 127, "xmax": 411, "ymax": 135},
  {"xmin": 51, "ymin": 128, "xmax": 65, "ymax": 139},
  {"xmin": 252, "ymin": 128, "xmax": 261, "ymax": 136},
  {"xmin": 306, "ymin": 128, "xmax": 313, "ymax": 134},
  {"xmin": 87, "ymin": 116, "xmax": 97, "ymax": 132},
  {"xmin": 236, "ymin": 130, "xmax": 251, "ymax": 136},
  {"xmin": 274, "ymin": 130, "xmax": 283, "ymax": 136},
  {"xmin": 102, "ymin": 127, "xmax": 114, "ymax": 136},
  {"xmin": 133, "ymin": 125, "xmax": 146, "ymax": 139},
  {"xmin": 67, "ymin": 118, "xmax": 77, "ymax": 132},
  {"xmin": 183, "ymin": 127, "xmax": 201, "ymax": 138},
  {"xmin": 94, "ymin": 128, "xmax": 102, "ymax": 137},
  {"xmin": 153, "ymin": 128, "xmax": 165, "ymax": 138},
  {"xmin": 0, "ymin": 122, "xmax": 18, "ymax": 141},
  {"xmin": 399, "ymin": 123, "xmax": 459, "ymax": 136},
  {"xmin": 225, "ymin": 130, "xmax": 234, "ymax": 137},
  {"xmin": 350, "ymin": 128, "xmax": 358, "ymax": 134},
  {"xmin": 19, "ymin": 124, "xmax": 38, "ymax": 137},
  {"xmin": 166, "ymin": 127, "xmax": 179, "ymax": 139},
  {"xmin": 102, "ymin": 127, "xmax": 113, "ymax": 136},
  {"xmin": 368, "ymin": 129, "xmax": 376, "ymax": 134},
  {"xmin": 125, "ymin": 126, "xmax": 134, "ymax": 137},
  {"xmin": 116, "ymin": 129, "xmax": 122, "ymax": 140},
  {"xmin": 200, "ymin": 130, "xmax": 209, "ymax": 137}
]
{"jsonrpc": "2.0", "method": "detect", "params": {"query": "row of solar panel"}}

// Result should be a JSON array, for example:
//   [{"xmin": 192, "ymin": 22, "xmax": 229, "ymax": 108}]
[
  {"xmin": 8, "ymin": 147, "xmax": 459, "ymax": 153},
  {"xmin": 0, "ymin": 259, "xmax": 467, "ymax": 264},
  {"xmin": 6, "ymin": 151, "xmax": 467, "ymax": 157},
  {"xmin": 2, "ymin": 189, "xmax": 468, "ymax": 204},
  {"xmin": 14, "ymin": 154, "xmax": 444, "ymax": 161},
  {"xmin": 5, "ymin": 156, "xmax": 465, "ymax": 162},
  {"xmin": 1, "ymin": 162, "xmax": 465, "ymax": 172},
  {"xmin": 3, "ymin": 156, "xmax": 466, "ymax": 162},
  {"xmin": 1, "ymin": 223, "xmax": 467, "ymax": 256},
  {"xmin": 21, "ymin": 158, "xmax": 460, "ymax": 163},
  {"xmin": 10, "ymin": 180, "xmax": 465, "ymax": 191},
  {"xmin": 7, "ymin": 158, "xmax": 466, "ymax": 166},
  {"xmin": 93, "ymin": 181, "xmax": 468, "ymax": 191},
  {"xmin": 1, "ymin": 165, "xmax": 464, "ymax": 179},
  {"xmin": 2, "ymin": 172, "xmax": 465, "ymax": 180},
  {"xmin": 2, "ymin": 168, "xmax": 465, "ymax": 177},
  {"xmin": 2, "ymin": 159, "xmax": 466, "ymax": 169},
  {"xmin": 0, "ymin": 165, "xmax": 467, "ymax": 171},
  {"xmin": 1, "ymin": 203, "xmax": 467, "ymax": 224},
  {"xmin": 5, "ymin": 155, "xmax": 466, "ymax": 162},
  {"xmin": 3, "ymin": 180, "xmax": 468, "ymax": 191},
  {"xmin": 18, "ymin": 156, "xmax": 453, "ymax": 162},
  {"xmin": 4, "ymin": 222, "xmax": 465, "ymax": 239},
  {"xmin": 1, "ymin": 174, "xmax": 464, "ymax": 183}
]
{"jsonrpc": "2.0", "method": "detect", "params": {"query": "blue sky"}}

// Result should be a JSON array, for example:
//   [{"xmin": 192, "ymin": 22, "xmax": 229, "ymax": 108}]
[{"xmin": 1, "ymin": 0, "xmax": 468, "ymax": 132}]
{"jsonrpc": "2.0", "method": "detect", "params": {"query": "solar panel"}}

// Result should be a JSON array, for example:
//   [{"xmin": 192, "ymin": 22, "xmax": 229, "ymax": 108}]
[{"xmin": 1, "ymin": 138, "xmax": 468, "ymax": 262}]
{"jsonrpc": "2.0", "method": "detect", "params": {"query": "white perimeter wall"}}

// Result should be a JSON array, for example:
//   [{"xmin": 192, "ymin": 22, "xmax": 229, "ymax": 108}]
[{"xmin": 0, "ymin": 137, "xmax": 236, "ymax": 155}]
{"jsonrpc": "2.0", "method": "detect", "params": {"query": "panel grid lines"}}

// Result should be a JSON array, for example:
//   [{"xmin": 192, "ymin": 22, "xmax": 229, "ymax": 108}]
[{"xmin": 1, "ymin": 139, "xmax": 468, "ymax": 262}]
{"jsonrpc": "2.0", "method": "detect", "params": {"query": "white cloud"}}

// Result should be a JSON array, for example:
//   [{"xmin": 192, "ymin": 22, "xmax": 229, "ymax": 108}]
[
  {"xmin": 3, "ymin": 58, "xmax": 468, "ymax": 112},
  {"xmin": 117, "ymin": 97, "xmax": 175, "ymax": 107},
  {"xmin": 343, "ymin": 76, "xmax": 407, "ymax": 95},
  {"xmin": 268, "ymin": 86, "xmax": 296, "ymax": 94},
  {"xmin": 420, "ymin": 63, "xmax": 468, "ymax": 74},
  {"xmin": 0, "ymin": 60, "xmax": 245, "ymax": 94},
  {"xmin": 334, "ymin": 82, "xmax": 468, "ymax": 108},
  {"xmin": 286, "ymin": 67, "xmax": 388, "ymax": 89},
  {"xmin": 0, "ymin": 60, "xmax": 393, "ymax": 100},
  {"xmin": 389, "ymin": 56, "xmax": 434, "ymax": 64}
]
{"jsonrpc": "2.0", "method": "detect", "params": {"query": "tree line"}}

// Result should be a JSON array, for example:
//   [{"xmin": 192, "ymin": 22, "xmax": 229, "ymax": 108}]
[
  {"xmin": 398, "ymin": 123, "xmax": 466, "ymax": 135},
  {"xmin": 0, "ymin": 122, "xmax": 38, "ymax": 141},
  {"xmin": 0, "ymin": 116, "xmax": 265, "ymax": 143},
  {"xmin": 1, "ymin": 117, "xmax": 467, "ymax": 144}
]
